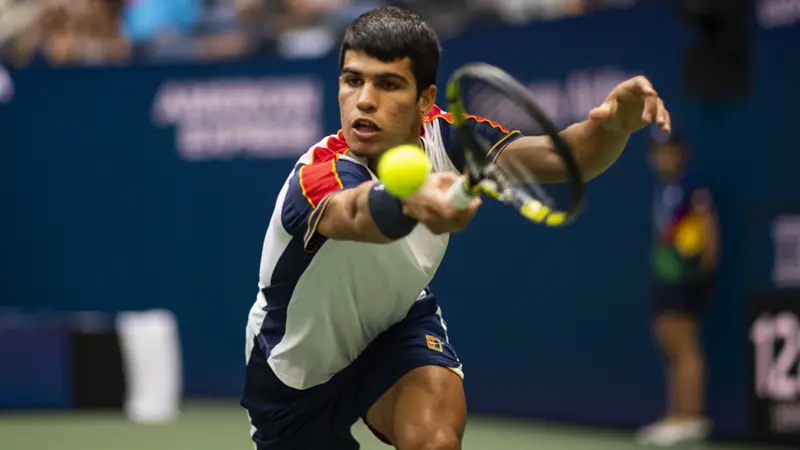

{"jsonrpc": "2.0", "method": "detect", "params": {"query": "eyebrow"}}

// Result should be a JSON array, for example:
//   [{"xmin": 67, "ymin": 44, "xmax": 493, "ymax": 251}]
[{"xmin": 342, "ymin": 67, "xmax": 409, "ymax": 84}]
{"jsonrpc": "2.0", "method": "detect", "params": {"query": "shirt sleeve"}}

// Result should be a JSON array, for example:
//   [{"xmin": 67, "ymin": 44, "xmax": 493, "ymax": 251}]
[
  {"xmin": 281, "ymin": 158, "xmax": 372, "ymax": 252},
  {"xmin": 440, "ymin": 115, "xmax": 523, "ymax": 170}
]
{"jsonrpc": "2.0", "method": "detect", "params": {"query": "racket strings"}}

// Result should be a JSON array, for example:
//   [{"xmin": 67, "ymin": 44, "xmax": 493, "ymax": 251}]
[
  {"xmin": 447, "ymin": 62, "xmax": 585, "ymax": 226},
  {"xmin": 463, "ymin": 80, "xmax": 542, "ymax": 135},
  {"xmin": 460, "ymin": 76, "xmax": 570, "ymax": 214},
  {"xmin": 499, "ymin": 154, "xmax": 554, "ymax": 205},
  {"xmin": 487, "ymin": 156, "xmax": 554, "ymax": 213}
]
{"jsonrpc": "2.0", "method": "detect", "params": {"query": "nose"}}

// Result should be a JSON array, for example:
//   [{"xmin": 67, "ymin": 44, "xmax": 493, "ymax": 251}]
[{"xmin": 356, "ymin": 83, "xmax": 377, "ymax": 113}]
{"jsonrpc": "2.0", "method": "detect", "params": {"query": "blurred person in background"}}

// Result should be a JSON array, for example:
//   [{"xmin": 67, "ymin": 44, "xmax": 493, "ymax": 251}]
[
  {"xmin": 391, "ymin": 0, "xmax": 471, "ymax": 38},
  {"xmin": 471, "ymin": 0, "xmax": 637, "ymax": 24},
  {"xmin": 274, "ymin": 0, "xmax": 386, "ymax": 59},
  {"xmin": 193, "ymin": 0, "xmax": 275, "ymax": 59},
  {"xmin": 1, "ymin": 0, "xmax": 645, "ymax": 66},
  {"xmin": 6, "ymin": 0, "xmax": 129, "ymax": 67},
  {"xmin": 123, "ymin": 0, "xmax": 200, "ymax": 45},
  {"xmin": 123, "ymin": 0, "xmax": 233, "ymax": 61},
  {"xmin": 636, "ymin": 133, "xmax": 719, "ymax": 447},
  {"xmin": 126, "ymin": 0, "xmax": 272, "ymax": 62},
  {"xmin": 484, "ymin": 0, "xmax": 588, "ymax": 23}
]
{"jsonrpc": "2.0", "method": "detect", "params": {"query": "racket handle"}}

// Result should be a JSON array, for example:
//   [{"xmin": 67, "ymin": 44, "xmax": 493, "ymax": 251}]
[{"xmin": 445, "ymin": 177, "xmax": 474, "ymax": 210}]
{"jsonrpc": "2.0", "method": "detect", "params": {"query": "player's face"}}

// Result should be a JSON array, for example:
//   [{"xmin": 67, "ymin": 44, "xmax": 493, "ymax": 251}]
[
  {"xmin": 339, "ymin": 51, "xmax": 436, "ymax": 158},
  {"xmin": 650, "ymin": 144, "xmax": 684, "ymax": 179}
]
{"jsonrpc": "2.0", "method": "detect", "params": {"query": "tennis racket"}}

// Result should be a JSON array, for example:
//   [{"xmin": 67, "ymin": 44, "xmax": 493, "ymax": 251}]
[{"xmin": 444, "ymin": 63, "xmax": 586, "ymax": 227}]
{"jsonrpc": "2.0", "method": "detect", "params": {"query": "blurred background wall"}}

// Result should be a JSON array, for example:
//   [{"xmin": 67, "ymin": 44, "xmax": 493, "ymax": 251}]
[{"xmin": 1, "ymin": 0, "xmax": 799, "ymax": 446}]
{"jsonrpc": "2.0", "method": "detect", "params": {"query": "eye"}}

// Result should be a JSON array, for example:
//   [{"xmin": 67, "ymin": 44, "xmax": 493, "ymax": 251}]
[
  {"xmin": 345, "ymin": 77, "xmax": 363, "ymax": 87},
  {"xmin": 380, "ymin": 81, "xmax": 400, "ymax": 91}
]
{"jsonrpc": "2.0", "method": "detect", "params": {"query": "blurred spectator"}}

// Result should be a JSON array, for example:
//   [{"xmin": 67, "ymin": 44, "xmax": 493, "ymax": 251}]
[
  {"xmin": 635, "ymin": 132, "xmax": 720, "ymax": 447},
  {"xmin": 126, "ymin": 0, "xmax": 237, "ymax": 61},
  {"xmin": 123, "ymin": 0, "xmax": 201, "ymax": 44},
  {"xmin": 394, "ymin": 0, "xmax": 470, "ymax": 37},
  {"xmin": 5, "ymin": 0, "xmax": 130, "ymax": 67},
  {"xmin": 275, "ymin": 0, "xmax": 386, "ymax": 59},
  {"xmin": 1, "ymin": 0, "xmax": 643, "ymax": 66}
]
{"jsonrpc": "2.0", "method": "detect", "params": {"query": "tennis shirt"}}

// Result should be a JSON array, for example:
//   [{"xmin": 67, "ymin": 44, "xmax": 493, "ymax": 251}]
[
  {"xmin": 246, "ymin": 105, "xmax": 521, "ymax": 390},
  {"xmin": 651, "ymin": 175, "xmax": 703, "ymax": 283}
]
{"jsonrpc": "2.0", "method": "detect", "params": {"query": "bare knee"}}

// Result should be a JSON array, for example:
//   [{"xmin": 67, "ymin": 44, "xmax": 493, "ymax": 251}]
[
  {"xmin": 373, "ymin": 366, "xmax": 465, "ymax": 450},
  {"xmin": 396, "ymin": 426, "xmax": 461, "ymax": 450}
]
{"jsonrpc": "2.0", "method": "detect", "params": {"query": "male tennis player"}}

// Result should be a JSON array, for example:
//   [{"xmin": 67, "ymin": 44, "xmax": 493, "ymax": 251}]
[{"xmin": 242, "ymin": 6, "xmax": 672, "ymax": 449}]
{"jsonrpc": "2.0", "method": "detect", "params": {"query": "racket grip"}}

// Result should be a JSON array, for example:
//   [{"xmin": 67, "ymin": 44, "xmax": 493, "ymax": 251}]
[{"xmin": 445, "ymin": 177, "xmax": 474, "ymax": 210}]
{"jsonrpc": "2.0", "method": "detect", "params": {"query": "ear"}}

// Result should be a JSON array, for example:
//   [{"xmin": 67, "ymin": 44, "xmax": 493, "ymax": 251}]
[{"xmin": 418, "ymin": 85, "xmax": 437, "ymax": 116}]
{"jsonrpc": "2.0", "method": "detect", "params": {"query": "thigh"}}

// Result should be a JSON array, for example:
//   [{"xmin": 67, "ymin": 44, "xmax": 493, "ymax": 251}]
[
  {"xmin": 357, "ymin": 300, "xmax": 466, "ymax": 448},
  {"xmin": 367, "ymin": 366, "xmax": 466, "ymax": 449}
]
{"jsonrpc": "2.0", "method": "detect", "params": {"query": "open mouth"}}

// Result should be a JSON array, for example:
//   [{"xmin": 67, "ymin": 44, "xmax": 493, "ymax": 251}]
[{"xmin": 352, "ymin": 118, "xmax": 382, "ymax": 134}]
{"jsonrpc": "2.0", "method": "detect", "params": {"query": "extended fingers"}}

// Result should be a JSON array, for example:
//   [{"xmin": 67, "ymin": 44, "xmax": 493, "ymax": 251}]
[
  {"xmin": 656, "ymin": 98, "xmax": 671, "ymax": 132},
  {"xmin": 634, "ymin": 75, "xmax": 656, "ymax": 96},
  {"xmin": 638, "ymin": 79, "xmax": 659, "ymax": 123},
  {"xmin": 599, "ymin": 75, "xmax": 671, "ymax": 134},
  {"xmin": 644, "ymin": 95, "xmax": 659, "ymax": 123}
]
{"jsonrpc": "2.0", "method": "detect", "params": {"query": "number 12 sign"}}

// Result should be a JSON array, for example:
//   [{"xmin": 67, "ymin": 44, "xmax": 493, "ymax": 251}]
[{"xmin": 747, "ymin": 291, "xmax": 800, "ymax": 445}]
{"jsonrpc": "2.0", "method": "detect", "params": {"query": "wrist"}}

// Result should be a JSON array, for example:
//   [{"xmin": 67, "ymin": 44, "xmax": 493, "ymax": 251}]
[
  {"xmin": 588, "ymin": 118, "xmax": 630, "ymax": 138},
  {"xmin": 367, "ymin": 183, "xmax": 418, "ymax": 240}
]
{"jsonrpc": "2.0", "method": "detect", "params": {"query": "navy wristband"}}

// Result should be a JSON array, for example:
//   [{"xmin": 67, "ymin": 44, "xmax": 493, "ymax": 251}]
[{"xmin": 367, "ymin": 183, "xmax": 418, "ymax": 240}]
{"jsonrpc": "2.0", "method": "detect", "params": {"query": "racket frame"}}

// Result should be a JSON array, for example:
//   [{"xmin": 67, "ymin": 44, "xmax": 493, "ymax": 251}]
[{"xmin": 443, "ymin": 62, "xmax": 586, "ymax": 227}]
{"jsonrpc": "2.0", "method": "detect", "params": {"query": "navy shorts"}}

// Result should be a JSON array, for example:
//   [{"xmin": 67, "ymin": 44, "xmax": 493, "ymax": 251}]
[
  {"xmin": 651, "ymin": 277, "xmax": 715, "ymax": 317},
  {"xmin": 241, "ymin": 298, "xmax": 463, "ymax": 450}
]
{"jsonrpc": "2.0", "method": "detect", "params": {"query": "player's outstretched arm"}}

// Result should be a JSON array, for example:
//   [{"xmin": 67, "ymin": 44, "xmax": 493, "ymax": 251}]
[
  {"xmin": 497, "ymin": 76, "xmax": 672, "ymax": 183},
  {"xmin": 316, "ymin": 181, "xmax": 401, "ymax": 244},
  {"xmin": 499, "ymin": 121, "xmax": 630, "ymax": 183}
]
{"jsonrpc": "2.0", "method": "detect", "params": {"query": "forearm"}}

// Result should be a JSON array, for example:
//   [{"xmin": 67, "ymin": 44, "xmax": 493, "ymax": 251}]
[
  {"xmin": 500, "ymin": 120, "xmax": 630, "ymax": 183},
  {"xmin": 316, "ymin": 182, "xmax": 417, "ymax": 244},
  {"xmin": 561, "ymin": 120, "xmax": 630, "ymax": 181}
]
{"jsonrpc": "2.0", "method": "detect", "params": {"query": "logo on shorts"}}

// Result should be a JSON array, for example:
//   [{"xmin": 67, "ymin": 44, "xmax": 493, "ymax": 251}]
[{"xmin": 425, "ymin": 335, "xmax": 443, "ymax": 352}]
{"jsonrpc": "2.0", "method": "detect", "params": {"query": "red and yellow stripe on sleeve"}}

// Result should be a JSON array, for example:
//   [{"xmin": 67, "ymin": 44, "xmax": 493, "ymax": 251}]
[{"xmin": 298, "ymin": 159, "xmax": 344, "ymax": 209}]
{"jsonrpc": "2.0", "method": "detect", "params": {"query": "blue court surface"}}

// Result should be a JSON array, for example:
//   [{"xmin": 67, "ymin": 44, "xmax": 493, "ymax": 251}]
[{"xmin": 0, "ymin": 401, "xmax": 781, "ymax": 450}]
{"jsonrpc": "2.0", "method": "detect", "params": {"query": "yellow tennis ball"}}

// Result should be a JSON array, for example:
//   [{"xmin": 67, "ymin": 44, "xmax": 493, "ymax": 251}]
[{"xmin": 377, "ymin": 145, "xmax": 431, "ymax": 199}]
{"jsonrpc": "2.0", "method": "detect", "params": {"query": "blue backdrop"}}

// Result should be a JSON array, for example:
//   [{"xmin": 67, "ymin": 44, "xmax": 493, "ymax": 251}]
[{"xmin": 2, "ymin": 3, "xmax": 799, "ymax": 440}]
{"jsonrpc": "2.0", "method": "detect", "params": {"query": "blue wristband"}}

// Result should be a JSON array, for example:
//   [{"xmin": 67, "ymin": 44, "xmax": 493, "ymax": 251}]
[{"xmin": 367, "ymin": 183, "xmax": 418, "ymax": 240}]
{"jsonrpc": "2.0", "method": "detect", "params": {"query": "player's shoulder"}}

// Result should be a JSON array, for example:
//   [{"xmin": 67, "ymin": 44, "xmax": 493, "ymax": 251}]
[
  {"xmin": 284, "ymin": 130, "xmax": 371, "ymax": 208},
  {"xmin": 421, "ymin": 105, "xmax": 455, "ymax": 139},
  {"xmin": 422, "ymin": 105, "xmax": 454, "ymax": 127}
]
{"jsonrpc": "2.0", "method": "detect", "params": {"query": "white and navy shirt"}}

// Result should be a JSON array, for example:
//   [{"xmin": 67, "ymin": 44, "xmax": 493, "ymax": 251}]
[{"xmin": 247, "ymin": 105, "xmax": 520, "ymax": 390}]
